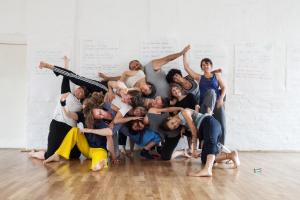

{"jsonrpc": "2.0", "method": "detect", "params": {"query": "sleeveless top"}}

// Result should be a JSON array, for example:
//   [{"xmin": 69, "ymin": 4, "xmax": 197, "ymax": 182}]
[
  {"xmin": 178, "ymin": 110, "xmax": 210, "ymax": 129},
  {"xmin": 125, "ymin": 70, "xmax": 145, "ymax": 88},
  {"xmin": 199, "ymin": 74, "xmax": 220, "ymax": 104},
  {"xmin": 184, "ymin": 75, "xmax": 200, "ymax": 103}
]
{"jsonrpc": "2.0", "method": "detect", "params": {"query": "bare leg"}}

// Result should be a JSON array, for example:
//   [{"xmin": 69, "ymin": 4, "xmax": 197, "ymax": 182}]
[
  {"xmin": 171, "ymin": 149, "xmax": 191, "ymax": 159},
  {"xmin": 43, "ymin": 153, "xmax": 60, "ymax": 164},
  {"xmin": 215, "ymin": 150, "xmax": 240, "ymax": 168},
  {"xmin": 188, "ymin": 154, "xmax": 215, "ymax": 177},
  {"xmin": 28, "ymin": 150, "xmax": 45, "ymax": 160}
]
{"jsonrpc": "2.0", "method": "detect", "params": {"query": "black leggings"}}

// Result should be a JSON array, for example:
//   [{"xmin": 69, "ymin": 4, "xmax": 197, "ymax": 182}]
[
  {"xmin": 53, "ymin": 66, "xmax": 108, "ymax": 93},
  {"xmin": 44, "ymin": 120, "xmax": 81, "ymax": 159},
  {"xmin": 199, "ymin": 116, "xmax": 222, "ymax": 163}
]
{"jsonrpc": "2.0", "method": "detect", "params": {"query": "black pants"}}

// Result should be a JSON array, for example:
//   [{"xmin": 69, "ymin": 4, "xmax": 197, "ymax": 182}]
[
  {"xmin": 160, "ymin": 134, "xmax": 181, "ymax": 160},
  {"xmin": 44, "ymin": 120, "xmax": 81, "ymax": 159},
  {"xmin": 53, "ymin": 66, "xmax": 108, "ymax": 93},
  {"xmin": 199, "ymin": 116, "xmax": 222, "ymax": 163}
]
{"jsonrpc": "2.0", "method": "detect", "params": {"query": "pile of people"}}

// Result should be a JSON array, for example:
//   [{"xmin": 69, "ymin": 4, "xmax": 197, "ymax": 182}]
[{"xmin": 29, "ymin": 45, "xmax": 240, "ymax": 177}]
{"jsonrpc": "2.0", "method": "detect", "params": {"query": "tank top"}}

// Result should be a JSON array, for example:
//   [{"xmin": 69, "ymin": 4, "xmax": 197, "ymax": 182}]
[
  {"xmin": 199, "ymin": 74, "xmax": 220, "ymax": 104},
  {"xmin": 178, "ymin": 109, "xmax": 210, "ymax": 129},
  {"xmin": 125, "ymin": 70, "xmax": 145, "ymax": 88}
]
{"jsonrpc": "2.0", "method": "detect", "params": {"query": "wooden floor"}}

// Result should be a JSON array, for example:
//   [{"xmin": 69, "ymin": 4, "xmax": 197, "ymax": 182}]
[{"xmin": 0, "ymin": 150, "xmax": 300, "ymax": 200}]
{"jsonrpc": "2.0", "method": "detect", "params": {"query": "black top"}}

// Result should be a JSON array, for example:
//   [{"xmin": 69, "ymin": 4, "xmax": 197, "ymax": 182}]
[
  {"xmin": 77, "ymin": 112, "xmax": 107, "ymax": 149},
  {"xmin": 175, "ymin": 93, "xmax": 197, "ymax": 109}
]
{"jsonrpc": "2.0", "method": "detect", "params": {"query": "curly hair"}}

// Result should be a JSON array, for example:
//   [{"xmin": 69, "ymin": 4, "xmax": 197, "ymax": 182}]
[{"xmin": 166, "ymin": 69, "xmax": 183, "ymax": 84}]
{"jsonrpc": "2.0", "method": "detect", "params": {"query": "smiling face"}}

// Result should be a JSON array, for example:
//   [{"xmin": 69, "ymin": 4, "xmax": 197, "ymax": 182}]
[
  {"xmin": 166, "ymin": 116, "xmax": 181, "ymax": 130},
  {"xmin": 172, "ymin": 73, "xmax": 183, "ymax": 83},
  {"xmin": 152, "ymin": 96, "xmax": 164, "ymax": 108},
  {"xmin": 200, "ymin": 58, "xmax": 213, "ymax": 73},
  {"xmin": 92, "ymin": 108, "xmax": 110, "ymax": 119},
  {"xmin": 171, "ymin": 86, "xmax": 182, "ymax": 99},
  {"xmin": 74, "ymin": 87, "xmax": 85, "ymax": 100},
  {"xmin": 129, "ymin": 60, "xmax": 142, "ymax": 71}
]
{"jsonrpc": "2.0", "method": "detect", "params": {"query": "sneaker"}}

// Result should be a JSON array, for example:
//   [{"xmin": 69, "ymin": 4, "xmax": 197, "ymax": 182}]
[{"xmin": 140, "ymin": 149, "xmax": 153, "ymax": 160}]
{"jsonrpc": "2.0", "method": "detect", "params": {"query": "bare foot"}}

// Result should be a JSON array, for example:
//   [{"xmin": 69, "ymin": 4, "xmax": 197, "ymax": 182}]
[
  {"xmin": 92, "ymin": 160, "xmax": 106, "ymax": 171},
  {"xmin": 230, "ymin": 150, "xmax": 240, "ymax": 168},
  {"xmin": 28, "ymin": 150, "xmax": 45, "ymax": 160},
  {"xmin": 43, "ymin": 154, "xmax": 60, "ymax": 164},
  {"xmin": 38, "ymin": 61, "xmax": 53, "ymax": 69},
  {"xmin": 63, "ymin": 56, "xmax": 70, "ymax": 69},
  {"xmin": 171, "ymin": 150, "xmax": 185, "ymax": 159},
  {"xmin": 188, "ymin": 169, "xmax": 212, "ymax": 177}
]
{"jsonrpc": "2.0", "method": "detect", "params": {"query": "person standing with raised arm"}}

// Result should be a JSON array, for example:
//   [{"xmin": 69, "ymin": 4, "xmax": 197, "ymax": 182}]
[{"xmin": 183, "ymin": 45, "xmax": 227, "ymax": 144}]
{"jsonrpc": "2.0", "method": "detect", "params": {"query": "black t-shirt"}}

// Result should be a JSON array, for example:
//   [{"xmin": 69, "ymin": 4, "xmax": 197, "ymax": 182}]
[
  {"xmin": 76, "ymin": 112, "xmax": 107, "ymax": 149},
  {"xmin": 175, "ymin": 93, "xmax": 197, "ymax": 109}
]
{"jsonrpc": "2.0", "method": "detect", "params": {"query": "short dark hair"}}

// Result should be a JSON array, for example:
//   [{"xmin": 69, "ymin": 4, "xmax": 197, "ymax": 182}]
[
  {"xmin": 200, "ymin": 58, "xmax": 213, "ymax": 69},
  {"xmin": 143, "ymin": 82, "xmax": 156, "ymax": 98},
  {"xmin": 129, "ymin": 60, "xmax": 142, "ymax": 70},
  {"xmin": 166, "ymin": 69, "xmax": 183, "ymax": 84}
]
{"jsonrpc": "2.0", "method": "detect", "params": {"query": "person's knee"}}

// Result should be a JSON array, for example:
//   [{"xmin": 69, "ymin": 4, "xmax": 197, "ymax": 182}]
[{"xmin": 205, "ymin": 89, "xmax": 216, "ymax": 99}]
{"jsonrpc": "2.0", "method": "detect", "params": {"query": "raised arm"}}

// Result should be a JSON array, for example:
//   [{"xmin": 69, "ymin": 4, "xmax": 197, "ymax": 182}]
[
  {"xmin": 215, "ymin": 73, "xmax": 226, "ymax": 108},
  {"xmin": 151, "ymin": 45, "xmax": 190, "ymax": 71},
  {"xmin": 98, "ymin": 72, "xmax": 121, "ymax": 81},
  {"xmin": 183, "ymin": 47, "xmax": 201, "ymax": 81},
  {"xmin": 149, "ymin": 107, "xmax": 183, "ymax": 114},
  {"xmin": 112, "ymin": 112, "xmax": 143, "ymax": 125},
  {"xmin": 182, "ymin": 109, "xmax": 198, "ymax": 157}
]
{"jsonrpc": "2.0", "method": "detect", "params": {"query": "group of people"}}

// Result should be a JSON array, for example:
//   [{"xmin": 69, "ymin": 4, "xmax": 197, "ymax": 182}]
[{"xmin": 29, "ymin": 45, "xmax": 240, "ymax": 177}]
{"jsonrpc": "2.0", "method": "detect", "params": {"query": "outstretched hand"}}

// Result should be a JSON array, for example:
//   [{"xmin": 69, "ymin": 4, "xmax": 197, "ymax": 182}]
[{"xmin": 181, "ymin": 45, "xmax": 191, "ymax": 55}]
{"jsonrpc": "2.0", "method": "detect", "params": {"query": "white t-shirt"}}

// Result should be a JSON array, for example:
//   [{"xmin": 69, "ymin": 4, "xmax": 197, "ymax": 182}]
[
  {"xmin": 53, "ymin": 94, "xmax": 82, "ymax": 126},
  {"xmin": 111, "ymin": 95, "xmax": 132, "ymax": 116}
]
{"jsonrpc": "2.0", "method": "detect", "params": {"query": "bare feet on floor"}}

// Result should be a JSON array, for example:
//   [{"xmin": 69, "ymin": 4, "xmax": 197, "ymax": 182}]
[
  {"xmin": 43, "ymin": 154, "xmax": 60, "ymax": 164},
  {"xmin": 188, "ymin": 169, "xmax": 212, "ymax": 177},
  {"xmin": 28, "ymin": 150, "xmax": 45, "ymax": 160},
  {"xmin": 92, "ymin": 160, "xmax": 106, "ymax": 171},
  {"xmin": 230, "ymin": 150, "xmax": 240, "ymax": 168}
]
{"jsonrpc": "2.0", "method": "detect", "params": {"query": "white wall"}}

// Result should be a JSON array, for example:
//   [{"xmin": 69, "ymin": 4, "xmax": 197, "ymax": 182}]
[
  {"xmin": 0, "ymin": 0, "xmax": 27, "ymax": 148},
  {"xmin": 1, "ymin": 0, "xmax": 300, "ymax": 150}
]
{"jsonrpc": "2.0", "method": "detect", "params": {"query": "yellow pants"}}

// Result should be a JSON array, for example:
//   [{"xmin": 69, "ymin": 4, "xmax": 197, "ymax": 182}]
[{"xmin": 55, "ymin": 127, "xmax": 108, "ymax": 170}]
